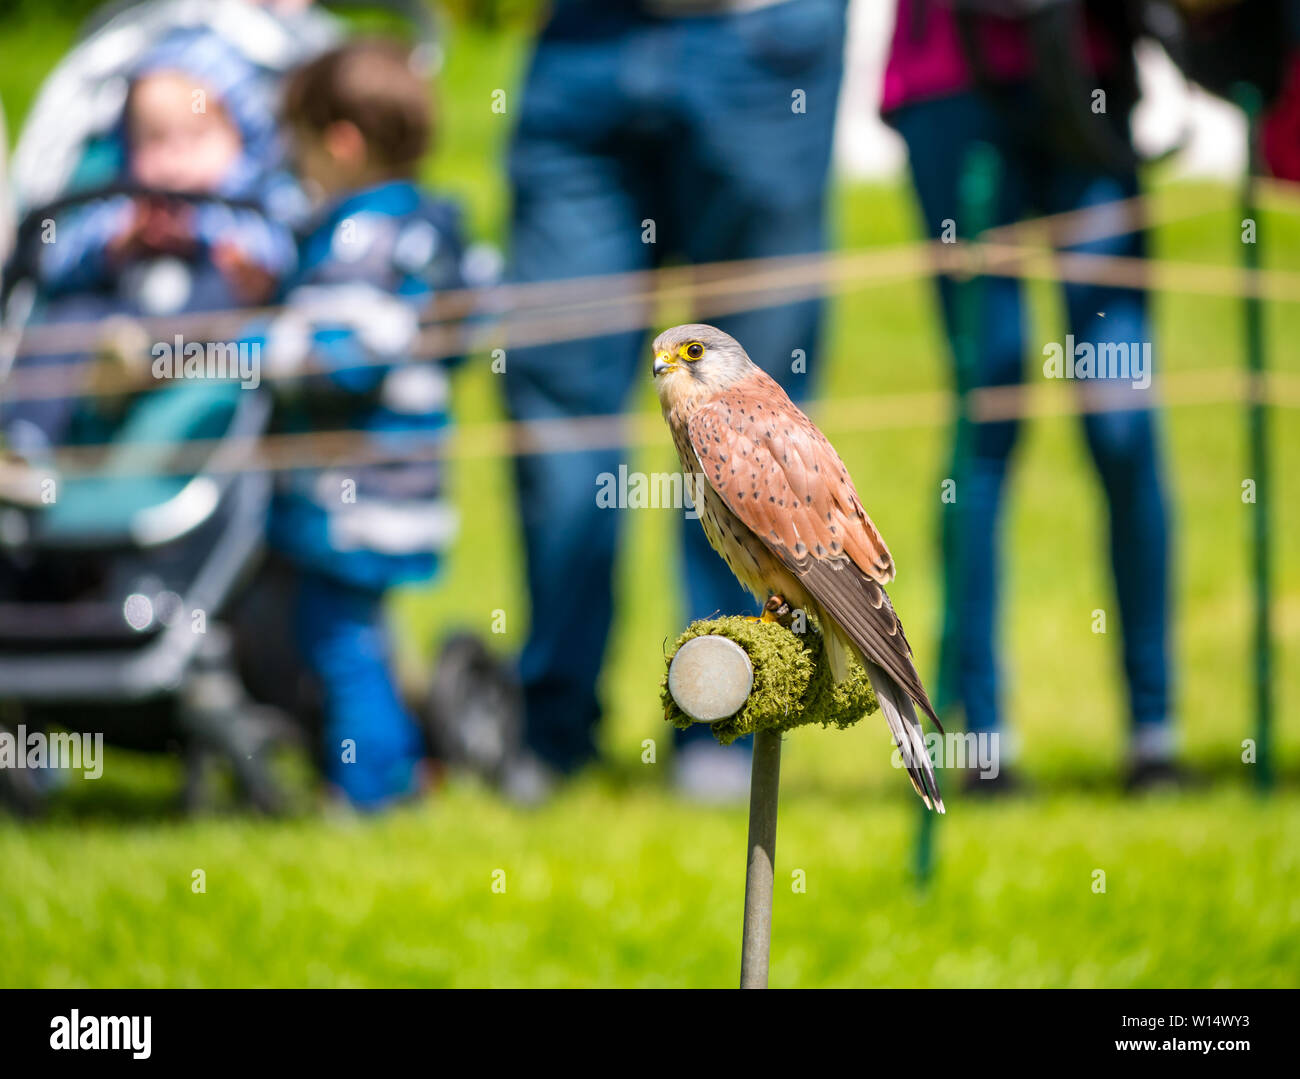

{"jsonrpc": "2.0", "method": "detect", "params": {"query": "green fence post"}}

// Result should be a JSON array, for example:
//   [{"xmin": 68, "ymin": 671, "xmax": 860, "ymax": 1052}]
[
  {"xmin": 919, "ymin": 142, "xmax": 1002, "ymax": 886},
  {"xmin": 1233, "ymin": 83, "xmax": 1274, "ymax": 792}
]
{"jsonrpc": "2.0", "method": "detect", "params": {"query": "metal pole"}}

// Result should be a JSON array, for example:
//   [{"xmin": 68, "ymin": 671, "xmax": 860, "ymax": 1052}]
[
  {"xmin": 1233, "ymin": 83, "xmax": 1274, "ymax": 791},
  {"xmin": 740, "ymin": 727, "xmax": 782, "ymax": 988}
]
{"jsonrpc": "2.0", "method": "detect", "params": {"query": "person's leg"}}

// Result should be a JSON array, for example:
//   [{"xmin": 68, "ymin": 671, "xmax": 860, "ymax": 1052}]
[
  {"xmin": 504, "ymin": 14, "xmax": 660, "ymax": 774},
  {"xmin": 892, "ymin": 94, "xmax": 1029, "ymax": 743},
  {"xmin": 294, "ymin": 570, "xmax": 425, "ymax": 809},
  {"xmin": 1049, "ymin": 168, "xmax": 1174, "ymax": 766},
  {"xmin": 665, "ymin": 1, "xmax": 846, "ymax": 758}
]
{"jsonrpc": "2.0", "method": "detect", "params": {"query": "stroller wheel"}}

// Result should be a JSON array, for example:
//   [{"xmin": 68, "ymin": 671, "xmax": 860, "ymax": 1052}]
[
  {"xmin": 424, "ymin": 632, "xmax": 522, "ymax": 785},
  {"xmin": 178, "ymin": 626, "xmax": 310, "ymax": 817},
  {"xmin": 0, "ymin": 726, "xmax": 46, "ymax": 818}
]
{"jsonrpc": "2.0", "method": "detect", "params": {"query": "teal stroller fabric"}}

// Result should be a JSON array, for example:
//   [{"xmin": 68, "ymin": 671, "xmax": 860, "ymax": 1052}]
[{"xmin": 43, "ymin": 380, "xmax": 245, "ymax": 541}]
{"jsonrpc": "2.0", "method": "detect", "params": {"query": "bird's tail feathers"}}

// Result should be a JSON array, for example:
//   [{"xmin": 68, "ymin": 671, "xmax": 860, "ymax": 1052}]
[{"xmin": 866, "ymin": 659, "xmax": 945, "ymax": 814}]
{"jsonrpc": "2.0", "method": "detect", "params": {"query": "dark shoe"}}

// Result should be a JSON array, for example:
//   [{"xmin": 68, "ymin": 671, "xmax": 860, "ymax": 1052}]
[
  {"xmin": 962, "ymin": 765, "xmax": 1022, "ymax": 798},
  {"xmin": 673, "ymin": 741, "xmax": 751, "ymax": 805},
  {"xmin": 1124, "ymin": 758, "xmax": 1185, "ymax": 793},
  {"xmin": 499, "ymin": 750, "xmax": 558, "ymax": 808},
  {"xmin": 424, "ymin": 632, "xmax": 523, "ymax": 786}
]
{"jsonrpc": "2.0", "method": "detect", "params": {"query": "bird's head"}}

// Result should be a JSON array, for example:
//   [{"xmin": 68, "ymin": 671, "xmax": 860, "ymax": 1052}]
[{"xmin": 651, "ymin": 323, "xmax": 753, "ymax": 409}]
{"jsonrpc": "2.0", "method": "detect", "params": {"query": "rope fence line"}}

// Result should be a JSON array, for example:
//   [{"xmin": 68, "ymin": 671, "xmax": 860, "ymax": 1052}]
[
  {"xmin": 1254, "ymin": 175, "xmax": 1300, "ymax": 215},
  {"xmin": 32, "ymin": 367, "xmax": 1300, "ymax": 480},
  {"xmin": 973, "ymin": 241, "xmax": 1300, "ymax": 302},
  {"xmin": 8, "ymin": 184, "xmax": 1218, "ymax": 359},
  {"xmin": 1, "ymin": 195, "xmax": 1284, "ymax": 408},
  {"xmin": 7, "ymin": 227, "xmax": 1298, "ymax": 409},
  {"xmin": 0, "ymin": 181, "xmax": 1243, "ymax": 394},
  {"xmin": 2, "ymin": 184, "xmax": 1297, "ymax": 478}
]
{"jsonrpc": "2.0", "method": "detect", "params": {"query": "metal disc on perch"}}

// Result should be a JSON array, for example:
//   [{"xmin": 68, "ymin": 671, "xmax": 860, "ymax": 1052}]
[{"xmin": 666, "ymin": 634, "xmax": 754, "ymax": 723}]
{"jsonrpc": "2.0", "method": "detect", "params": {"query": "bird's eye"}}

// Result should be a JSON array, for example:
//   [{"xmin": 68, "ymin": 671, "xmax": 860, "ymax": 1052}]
[{"xmin": 685, "ymin": 342, "xmax": 704, "ymax": 360}]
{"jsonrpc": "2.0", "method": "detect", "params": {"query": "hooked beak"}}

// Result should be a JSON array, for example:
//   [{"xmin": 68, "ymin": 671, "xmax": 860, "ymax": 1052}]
[{"xmin": 653, "ymin": 350, "xmax": 674, "ymax": 376}]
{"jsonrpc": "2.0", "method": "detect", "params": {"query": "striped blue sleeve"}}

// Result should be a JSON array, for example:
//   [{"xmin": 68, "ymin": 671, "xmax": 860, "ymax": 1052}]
[{"xmin": 36, "ymin": 197, "xmax": 133, "ymax": 295}]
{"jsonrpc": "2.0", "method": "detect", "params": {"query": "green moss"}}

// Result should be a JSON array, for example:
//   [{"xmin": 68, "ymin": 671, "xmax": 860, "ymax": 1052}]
[{"xmin": 660, "ymin": 616, "xmax": 877, "ymax": 745}]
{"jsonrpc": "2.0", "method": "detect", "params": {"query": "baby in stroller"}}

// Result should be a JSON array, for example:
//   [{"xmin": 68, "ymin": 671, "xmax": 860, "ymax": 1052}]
[
  {"xmin": 0, "ymin": 18, "xmax": 311, "ymax": 813},
  {"xmin": 1, "ymin": 23, "xmax": 297, "ymax": 486}
]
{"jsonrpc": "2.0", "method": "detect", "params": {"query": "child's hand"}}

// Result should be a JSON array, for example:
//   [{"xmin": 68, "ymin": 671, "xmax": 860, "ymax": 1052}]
[
  {"xmin": 213, "ymin": 240, "xmax": 277, "ymax": 304},
  {"xmin": 88, "ymin": 316, "xmax": 154, "ymax": 400},
  {"xmin": 109, "ymin": 198, "xmax": 198, "ymax": 262}
]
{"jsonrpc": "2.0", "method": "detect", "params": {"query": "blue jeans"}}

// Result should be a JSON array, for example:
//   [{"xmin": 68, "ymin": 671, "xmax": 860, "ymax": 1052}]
[
  {"xmin": 294, "ymin": 571, "xmax": 424, "ymax": 807},
  {"xmin": 892, "ymin": 92, "xmax": 1173, "ymax": 740},
  {"xmin": 505, "ymin": 0, "xmax": 847, "ymax": 771}
]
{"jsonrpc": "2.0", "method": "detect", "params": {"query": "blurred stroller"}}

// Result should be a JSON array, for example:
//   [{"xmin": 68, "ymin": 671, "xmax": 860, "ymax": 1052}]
[{"xmin": 0, "ymin": 0, "xmax": 518, "ymax": 815}]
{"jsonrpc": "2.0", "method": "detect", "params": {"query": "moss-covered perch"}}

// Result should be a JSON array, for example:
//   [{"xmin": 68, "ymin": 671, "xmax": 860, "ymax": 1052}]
[{"xmin": 660, "ymin": 615, "xmax": 878, "ymax": 745}]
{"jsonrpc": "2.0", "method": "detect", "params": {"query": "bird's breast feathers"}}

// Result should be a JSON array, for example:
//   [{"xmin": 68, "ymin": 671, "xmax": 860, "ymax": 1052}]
[{"xmin": 677, "ymin": 373, "xmax": 894, "ymax": 585}]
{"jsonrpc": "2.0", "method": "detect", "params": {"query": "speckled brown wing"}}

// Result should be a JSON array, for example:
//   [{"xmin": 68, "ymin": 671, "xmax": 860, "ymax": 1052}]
[{"xmin": 686, "ymin": 370, "xmax": 940, "ymax": 728}]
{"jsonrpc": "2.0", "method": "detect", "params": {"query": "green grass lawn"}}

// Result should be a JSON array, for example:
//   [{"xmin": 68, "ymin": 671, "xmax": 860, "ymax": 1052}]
[
  {"xmin": 0, "ymin": 13, "xmax": 1297, "ymax": 988},
  {"xmin": 5, "ymin": 782, "xmax": 1297, "ymax": 988}
]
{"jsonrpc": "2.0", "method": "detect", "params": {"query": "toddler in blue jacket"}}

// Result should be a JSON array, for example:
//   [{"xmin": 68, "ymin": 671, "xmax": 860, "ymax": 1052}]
[{"xmin": 256, "ymin": 38, "xmax": 469, "ymax": 808}]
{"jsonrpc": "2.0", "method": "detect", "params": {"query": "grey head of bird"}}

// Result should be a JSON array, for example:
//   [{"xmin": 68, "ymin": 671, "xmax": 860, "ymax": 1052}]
[{"xmin": 651, "ymin": 323, "xmax": 756, "ymax": 406}]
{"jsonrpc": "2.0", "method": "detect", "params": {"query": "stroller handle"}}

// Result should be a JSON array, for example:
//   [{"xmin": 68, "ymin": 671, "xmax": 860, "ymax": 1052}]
[
  {"xmin": 75, "ymin": 0, "xmax": 444, "ymax": 74},
  {"xmin": 2, "ymin": 183, "xmax": 266, "ymax": 307}
]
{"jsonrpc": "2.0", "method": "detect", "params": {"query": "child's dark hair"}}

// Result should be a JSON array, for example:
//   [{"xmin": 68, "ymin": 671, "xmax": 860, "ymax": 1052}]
[{"xmin": 284, "ymin": 38, "xmax": 431, "ymax": 174}]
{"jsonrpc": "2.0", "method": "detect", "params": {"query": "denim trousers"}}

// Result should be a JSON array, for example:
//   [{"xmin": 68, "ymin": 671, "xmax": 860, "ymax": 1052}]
[
  {"xmin": 295, "ymin": 570, "xmax": 424, "ymax": 807},
  {"xmin": 891, "ymin": 91, "xmax": 1172, "ymax": 741}
]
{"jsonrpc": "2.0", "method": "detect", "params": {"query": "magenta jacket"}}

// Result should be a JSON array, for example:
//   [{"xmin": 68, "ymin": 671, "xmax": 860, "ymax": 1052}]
[{"xmin": 881, "ymin": 0, "xmax": 1117, "ymax": 115}]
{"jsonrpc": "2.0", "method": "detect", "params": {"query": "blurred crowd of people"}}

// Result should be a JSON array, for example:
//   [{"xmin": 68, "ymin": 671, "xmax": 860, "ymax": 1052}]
[{"xmin": 1, "ymin": 0, "xmax": 1295, "ymax": 812}]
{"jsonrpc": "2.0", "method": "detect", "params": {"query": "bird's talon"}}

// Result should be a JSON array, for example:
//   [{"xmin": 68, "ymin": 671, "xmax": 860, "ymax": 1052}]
[{"xmin": 761, "ymin": 594, "xmax": 795, "ymax": 629}]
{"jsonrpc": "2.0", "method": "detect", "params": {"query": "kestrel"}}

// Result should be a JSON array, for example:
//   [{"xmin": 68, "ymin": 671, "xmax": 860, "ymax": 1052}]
[{"xmin": 654, "ymin": 324, "xmax": 944, "ymax": 812}]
